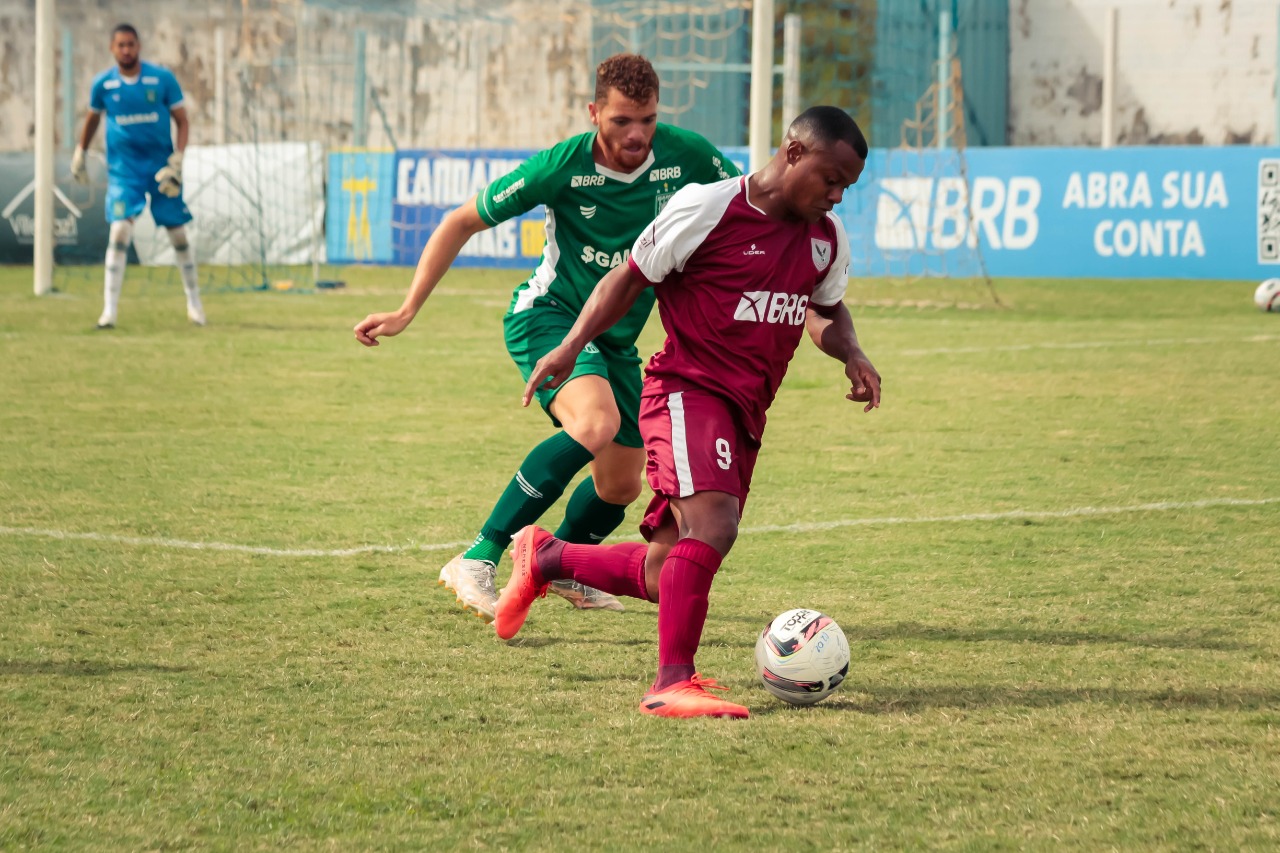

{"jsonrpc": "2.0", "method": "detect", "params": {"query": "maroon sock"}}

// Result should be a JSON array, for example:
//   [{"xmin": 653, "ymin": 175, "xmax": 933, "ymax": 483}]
[
  {"xmin": 652, "ymin": 538, "xmax": 723, "ymax": 691},
  {"xmin": 541, "ymin": 541, "xmax": 652, "ymax": 601}
]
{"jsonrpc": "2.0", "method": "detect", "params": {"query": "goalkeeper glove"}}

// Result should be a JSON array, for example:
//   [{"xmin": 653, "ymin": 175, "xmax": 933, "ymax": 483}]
[
  {"xmin": 71, "ymin": 146, "xmax": 89, "ymax": 185},
  {"xmin": 155, "ymin": 151, "xmax": 183, "ymax": 198}
]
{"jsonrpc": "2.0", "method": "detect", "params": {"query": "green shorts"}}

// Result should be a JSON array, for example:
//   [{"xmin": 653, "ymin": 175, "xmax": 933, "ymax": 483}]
[{"xmin": 504, "ymin": 303, "xmax": 643, "ymax": 448}]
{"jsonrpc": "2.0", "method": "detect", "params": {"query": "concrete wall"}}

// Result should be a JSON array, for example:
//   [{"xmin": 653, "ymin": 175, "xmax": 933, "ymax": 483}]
[
  {"xmin": 6, "ymin": 0, "xmax": 1278, "ymax": 153},
  {"xmin": 1009, "ymin": 0, "xmax": 1278, "ymax": 145},
  {"xmin": 0, "ymin": 0, "xmax": 595, "ymax": 154}
]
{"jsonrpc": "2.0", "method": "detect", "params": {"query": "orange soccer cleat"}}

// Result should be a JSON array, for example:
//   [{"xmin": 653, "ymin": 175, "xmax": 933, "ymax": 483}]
[
  {"xmin": 639, "ymin": 674, "xmax": 750, "ymax": 719},
  {"xmin": 493, "ymin": 525, "xmax": 552, "ymax": 640}
]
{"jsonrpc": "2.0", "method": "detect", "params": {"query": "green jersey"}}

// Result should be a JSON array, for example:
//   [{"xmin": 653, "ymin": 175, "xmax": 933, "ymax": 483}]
[{"xmin": 477, "ymin": 124, "xmax": 739, "ymax": 350}]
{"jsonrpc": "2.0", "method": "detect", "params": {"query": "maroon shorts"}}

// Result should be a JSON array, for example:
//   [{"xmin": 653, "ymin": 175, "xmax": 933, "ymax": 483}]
[{"xmin": 638, "ymin": 388, "xmax": 759, "ymax": 539}]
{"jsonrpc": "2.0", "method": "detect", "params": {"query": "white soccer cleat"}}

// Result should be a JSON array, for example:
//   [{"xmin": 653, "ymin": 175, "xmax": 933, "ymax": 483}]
[
  {"xmin": 438, "ymin": 553, "xmax": 498, "ymax": 622},
  {"xmin": 548, "ymin": 579, "xmax": 625, "ymax": 612},
  {"xmin": 95, "ymin": 312, "xmax": 116, "ymax": 329},
  {"xmin": 187, "ymin": 300, "xmax": 206, "ymax": 326}
]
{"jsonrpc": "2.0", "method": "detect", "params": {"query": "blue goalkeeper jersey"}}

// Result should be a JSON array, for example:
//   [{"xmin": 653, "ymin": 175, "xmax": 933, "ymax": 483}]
[{"xmin": 89, "ymin": 61, "xmax": 183, "ymax": 182}]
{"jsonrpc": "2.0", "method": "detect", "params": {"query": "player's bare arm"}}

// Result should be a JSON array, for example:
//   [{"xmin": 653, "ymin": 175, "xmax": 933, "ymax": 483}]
[
  {"xmin": 171, "ymin": 106, "xmax": 189, "ymax": 151},
  {"xmin": 71, "ymin": 112, "xmax": 102, "ymax": 184},
  {"xmin": 353, "ymin": 195, "xmax": 491, "ymax": 347},
  {"xmin": 521, "ymin": 262, "xmax": 651, "ymax": 406},
  {"xmin": 78, "ymin": 111, "xmax": 102, "ymax": 149},
  {"xmin": 806, "ymin": 300, "xmax": 881, "ymax": 412}
]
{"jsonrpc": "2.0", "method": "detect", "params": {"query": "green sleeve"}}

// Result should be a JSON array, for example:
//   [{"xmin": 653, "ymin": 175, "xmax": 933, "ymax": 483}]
[
  {"xmin": 476, "ymin": 146, "xmax": 564, "ymax": 226},
  {"xmin": 710, "ymin": 142, "xmax": 743, "ymax": 179},
  {"xmin": 678, "ymin": 129, "xmax": 742, "ymax": 183}
]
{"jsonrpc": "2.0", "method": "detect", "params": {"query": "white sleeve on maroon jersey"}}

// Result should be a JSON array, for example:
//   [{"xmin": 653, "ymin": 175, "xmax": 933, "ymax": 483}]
[
  {"xmin": 811, "ymin": 213, "xmax": 852, "ymax": 307},
  {"xmin": 630, "ymin": 177, "xmax": 742, "ymax": 283}
]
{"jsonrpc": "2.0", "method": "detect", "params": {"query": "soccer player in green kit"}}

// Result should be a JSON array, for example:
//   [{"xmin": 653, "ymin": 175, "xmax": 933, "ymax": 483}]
[{"xmin": 353, "ymin": 54, "xmax": 739, "ymax": 621}]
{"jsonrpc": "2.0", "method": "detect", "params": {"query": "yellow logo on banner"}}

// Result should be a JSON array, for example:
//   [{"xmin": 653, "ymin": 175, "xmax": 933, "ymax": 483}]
[{"xmin": 342, "ymin": 175, "xmax": 377, "ymax": 260}]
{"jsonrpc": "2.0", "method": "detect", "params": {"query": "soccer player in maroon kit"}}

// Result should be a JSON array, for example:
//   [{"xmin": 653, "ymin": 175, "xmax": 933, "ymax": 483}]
[{"xmin": 495, "ymin": 106, "xmax": 881, "ymax": 719}]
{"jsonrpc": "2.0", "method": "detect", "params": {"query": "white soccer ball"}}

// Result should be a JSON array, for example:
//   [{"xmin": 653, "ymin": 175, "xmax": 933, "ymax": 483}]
[
  {"xmin": 754, "ymin": 608, "xmax": 850, "ymax": 706},
  {"xmin": 1255, "ymin": 278, "xmax": 1280, "ymax": 312}
]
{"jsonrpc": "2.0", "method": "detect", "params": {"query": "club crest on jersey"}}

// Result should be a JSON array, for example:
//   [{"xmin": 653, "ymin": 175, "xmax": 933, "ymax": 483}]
[
  {"xmin": 654, "ymin": 190, "xmax": 676, "ymax": 216},
  {"xmin": 811, "ymin": 238, "xmax": 832, "ymax": 271}
]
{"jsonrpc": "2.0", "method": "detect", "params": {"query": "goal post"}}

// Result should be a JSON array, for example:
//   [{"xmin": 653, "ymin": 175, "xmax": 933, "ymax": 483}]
[
  {"xmin": 748, "ymin": 0, "xmax": 775, "ymax": 173},
  {"xmin": 33, "ymin": 0, "xmax": 55, "ymax": 296}
]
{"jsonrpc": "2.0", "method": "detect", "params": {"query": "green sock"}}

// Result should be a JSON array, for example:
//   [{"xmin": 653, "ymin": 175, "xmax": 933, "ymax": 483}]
[
  {"xmin": 463, "ymin": 431, "xmax": 594, "ymax": 563},
  {"xmin": 554, "ymin": 476, "xmax": 629, "ymax": 544},
  {"xmin": 461, "ymin": 533, "xmax": 504, "ymax": 566}
]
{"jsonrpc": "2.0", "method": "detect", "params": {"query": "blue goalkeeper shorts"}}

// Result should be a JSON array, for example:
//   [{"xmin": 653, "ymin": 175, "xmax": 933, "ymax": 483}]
[{"xmin": 105, "ymin": 178, "xmax": 192, "ymax": 228}]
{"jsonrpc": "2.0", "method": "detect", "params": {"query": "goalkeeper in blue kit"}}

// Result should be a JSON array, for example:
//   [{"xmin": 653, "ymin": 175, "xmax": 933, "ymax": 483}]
[{"xmin": 72, "ymin": 23, "xmax": 204, "ymax": 329}]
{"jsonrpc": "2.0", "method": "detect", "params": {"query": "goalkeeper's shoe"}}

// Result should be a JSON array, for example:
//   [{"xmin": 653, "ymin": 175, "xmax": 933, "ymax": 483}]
[
  {"xmin": 639, "ymin": 675, "xmax": 749, "ymax": 720},
  {"xmin": 187, "ymin": 297, "xmax": 206, "ymax": 327},
  {"xmin": 548, "ymin": 579, "xmax": 625, "ymax": 612},
  {"xmin": 493, "ymin": 526, "xmax": 552, "ymax": 640},
  {"xmin": 438, "ymin": 553, "xmax": 498, "ymax": 622},
  {"xmin": 155, "ymin": 152, "xmax": 183, "ymax": 198}
]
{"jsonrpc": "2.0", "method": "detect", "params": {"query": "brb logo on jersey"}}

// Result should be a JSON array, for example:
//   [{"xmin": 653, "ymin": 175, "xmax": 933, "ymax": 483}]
[
  {"xmin": 571, "ymin": 175, "xmax": 606, "ymax": 188},
  {"xmin": 733, "ymin": 291, "xmax": 810, "ymax": 325},
  {"xmin": 649, "ymin": 167, "xmax": 682, "ymax": 182}
]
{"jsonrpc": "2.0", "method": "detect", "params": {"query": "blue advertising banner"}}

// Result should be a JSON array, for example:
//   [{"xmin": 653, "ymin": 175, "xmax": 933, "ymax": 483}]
[
  {"xmin": 326, "ymin": 149, "xmax": 396, "ymax": 264},
  {"xmin": 392, "ymin": 149, "xmax": 537, "ymax": 268},
  {"xmin": 389, "ymin": 147, "xmax": 751, "ymax": 269},
  {"xmin": 841, "ymin": 146, "xmax": 1280, "ymax": 280},
  {"xmin": 364, "ymin": 143, "xmax": 1273, "ymax": 280}
]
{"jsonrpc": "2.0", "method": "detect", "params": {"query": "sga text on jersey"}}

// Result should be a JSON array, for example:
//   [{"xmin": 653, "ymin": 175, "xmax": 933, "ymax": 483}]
[{"xmin": 579, "ymin": 245, "xmax": 630, "ymax": 269}]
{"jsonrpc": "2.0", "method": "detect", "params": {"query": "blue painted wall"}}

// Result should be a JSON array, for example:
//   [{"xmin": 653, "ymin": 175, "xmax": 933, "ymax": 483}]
[{"xmin": 872, "ymin": 0, "xmax": 1008, "ymax": 148}]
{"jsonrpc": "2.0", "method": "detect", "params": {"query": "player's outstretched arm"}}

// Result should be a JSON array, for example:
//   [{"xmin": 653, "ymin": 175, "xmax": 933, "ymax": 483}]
[
  {"xmin": 806, "ymin": 301, "xmax": 881, "ymax": 412},
  {"xmin": 353, "ymin": 196, "xmax": 491, "ymax": 347},
  {"xmin": 522, "ymin": 262, "xmax": 651, "ymax": 406}
]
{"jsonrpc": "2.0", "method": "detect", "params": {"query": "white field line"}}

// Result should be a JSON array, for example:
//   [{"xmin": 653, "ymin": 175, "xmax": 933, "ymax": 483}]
[
  {"xmin": 896, "ymin": 333, "xmax": 1280, "ymax": 357},
  {"xmin": 2, "ymin": 496, "xmax": 1276, "ymax": 559}
]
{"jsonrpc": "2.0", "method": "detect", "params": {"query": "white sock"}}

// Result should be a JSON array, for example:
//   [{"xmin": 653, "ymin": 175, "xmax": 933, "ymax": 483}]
[
  {"xmin": 168, "ymin": 227, "xmax": 201, "ymax": 306},
  {"xmin": 100, "ymin": 220, "xmax": 133, "ymax": 324}
]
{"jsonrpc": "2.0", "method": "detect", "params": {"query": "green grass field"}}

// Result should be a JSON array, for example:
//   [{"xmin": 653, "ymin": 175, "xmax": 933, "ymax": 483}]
[{"xmin": 2, "ymin": 266, "xmax": 1278, "ymax": 850}]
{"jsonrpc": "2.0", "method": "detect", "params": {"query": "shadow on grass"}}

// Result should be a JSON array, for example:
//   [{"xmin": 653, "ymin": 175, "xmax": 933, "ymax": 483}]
[
  {"xmin": 750, "ymin": 684, "xmax": 1280, "ymax": 716},
  {"xmin": 502, "ymin": 636, "xmax": 651, "ymax": 649},
  {"xmin": 495, "ymin": 620, "xmax": 1241, "ymax": 655},
  {"xmin": 845, "ymin": 621, "xmax": 1246, "ymax": 651},
  {"xmin": 0, "ymin": 660, "xmax": 191, "ymax": 677}
]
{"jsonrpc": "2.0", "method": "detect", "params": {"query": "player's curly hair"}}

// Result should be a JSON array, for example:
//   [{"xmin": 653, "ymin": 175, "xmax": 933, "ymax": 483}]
[{"xmin": 595, "ymin": 54, "xmax": 660, "ymax": 104}]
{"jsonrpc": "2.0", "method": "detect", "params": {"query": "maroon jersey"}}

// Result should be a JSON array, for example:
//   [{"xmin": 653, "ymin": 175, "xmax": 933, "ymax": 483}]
[{"xmin": 627, "ymin": 175, "xmax": 851, "ymax": 441}]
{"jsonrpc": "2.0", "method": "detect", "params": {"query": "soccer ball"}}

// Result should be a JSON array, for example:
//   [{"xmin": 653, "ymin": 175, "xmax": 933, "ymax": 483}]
[
  {"xmin": 754, "ymin": 608, "xmax": 850, "ymax": 706},
  {"xmin": 1256, "ymin": 278, "xmax": 1280, "ymax": 312}
]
